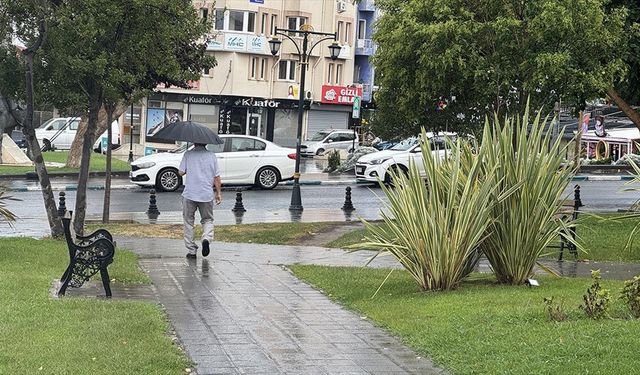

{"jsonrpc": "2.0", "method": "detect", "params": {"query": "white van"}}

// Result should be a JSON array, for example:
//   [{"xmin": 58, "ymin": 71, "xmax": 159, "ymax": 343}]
[
  {"xmin": 300, "ymin": 129, "xmax": 359, "ymax": 156},
  {"xmin": 35, "ymin": 117, "xmax": 120, "ymax": 152}
]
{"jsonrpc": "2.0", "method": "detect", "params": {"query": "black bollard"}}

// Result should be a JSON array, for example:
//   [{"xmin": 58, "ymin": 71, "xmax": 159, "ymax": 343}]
[
  {"xmin": 232, "ymin": 188, "xmax": 246, "ymax": 212},
  {"xmin": 57, "ymin": 191, "xmax": 67, "ymax": 217},
  {"xmin": 574, "ymin": 184, "xmax": 583, "ymax": 208},
  {"xmin": 341, "ymin": 186, "xmax": 355, "ymax": 211},
  {"xmin": 147, "ymin": 189, "xmax": 160, "ymax": 215}
]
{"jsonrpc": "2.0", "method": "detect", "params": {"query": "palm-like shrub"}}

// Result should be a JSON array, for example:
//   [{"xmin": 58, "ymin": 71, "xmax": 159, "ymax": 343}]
[
  {"xmin": 0, "ymin": 188, "xmax": 17, "ymax": 225},
  {"xmin": 478, "ymin": 109, "xmax": 577, "ymax": 284},
  {"xmin": 354, "ymin": 131, "xmax": 501, "ymax": 291}
]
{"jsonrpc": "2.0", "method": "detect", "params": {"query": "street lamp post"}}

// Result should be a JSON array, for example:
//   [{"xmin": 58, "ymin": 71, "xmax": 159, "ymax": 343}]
[
  {"xmin": 269, "ymin": 26, "xmax": 341, "ymax": 212},
  {"xmin": 128, "ymin": 102, "xmax": 134, "ymax": 163}
]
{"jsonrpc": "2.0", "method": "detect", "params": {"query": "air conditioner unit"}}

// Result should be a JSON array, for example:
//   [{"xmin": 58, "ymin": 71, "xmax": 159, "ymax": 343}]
[{"xmin": 337, "ymin": 1, "xmax": 347, "ymax": 13}]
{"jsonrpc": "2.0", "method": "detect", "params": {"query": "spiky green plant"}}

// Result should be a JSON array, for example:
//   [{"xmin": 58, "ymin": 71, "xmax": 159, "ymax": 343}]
[
  {"xmin": 0, "ymin": 188, "xmax": 18, "ymax": 226},
  {"xmin": 352, "ymin": 131, "xmax": 504, "ymax": 291},
  {"xmin": 478, "ymin": 107, "xmax": 578, "ymax": 284}
]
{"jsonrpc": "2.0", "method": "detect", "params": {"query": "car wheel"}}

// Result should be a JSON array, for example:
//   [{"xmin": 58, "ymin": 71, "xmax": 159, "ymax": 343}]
[
  {"xmin": 316, "ymin": 148, "xmax": 325, "ymax": 156},
  {"xmin": 155, "ymin": 168, "xmax": 182, "ymax": 192},
  {"xmin": 384, "ymin": 165, "xmax": 408, "ymax": 185},
  {"xmin": 42, "ymin": 139, "xmax": 52, "ymax": 152},
  {"xmin": 255, "ymin": 166, "xmax": 280, "ymax": 190}
]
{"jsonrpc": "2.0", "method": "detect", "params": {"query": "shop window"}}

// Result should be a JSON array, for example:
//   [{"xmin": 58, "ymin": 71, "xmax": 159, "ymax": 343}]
[
  {"xmin": 249, "ymin": 57, "xmax": 258, "ymax": 79},
  {"xmin": 216, "ymin": 9, "xmax": 257, "ymax": 32},
  {"xmin": 260, "ymin": 58, "xmax": 268, "ymax": 80},
  {"xmin": 278, "ymin": 60, "xmax": 296, "ymax": 81}
]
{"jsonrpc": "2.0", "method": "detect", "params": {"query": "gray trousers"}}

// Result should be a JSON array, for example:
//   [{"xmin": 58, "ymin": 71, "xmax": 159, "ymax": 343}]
[{"xmin": 182, "ymin": 197, "xmax": 214, "ymax": 254}]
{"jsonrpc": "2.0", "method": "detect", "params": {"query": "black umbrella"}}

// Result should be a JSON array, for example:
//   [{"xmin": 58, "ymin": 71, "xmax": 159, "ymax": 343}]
[{"xmin": 152, "ymin": 120, "xmax": 223, "ymax": 145}]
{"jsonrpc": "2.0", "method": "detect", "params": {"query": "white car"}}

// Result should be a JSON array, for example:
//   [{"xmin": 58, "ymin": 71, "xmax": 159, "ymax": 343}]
[
  {"xmin": 36, "ymin": 117, "xmax": 120, "ymax": 151},
  {"xmin": 130, "ymin": 135, "xmax": 296, "ymax": 191},
  {"xmin": 301, "ymin": 129, "xmax": 358, "ymax": 156},
  {"xmin": 355, "ymin": 133, "xmax": 456, "ymax": 184}
]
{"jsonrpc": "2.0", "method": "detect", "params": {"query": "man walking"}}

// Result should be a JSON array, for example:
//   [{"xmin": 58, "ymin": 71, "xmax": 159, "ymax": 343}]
[{"xmin": 178, "ymin": 143, "xmax": 222, "ymax": 258}]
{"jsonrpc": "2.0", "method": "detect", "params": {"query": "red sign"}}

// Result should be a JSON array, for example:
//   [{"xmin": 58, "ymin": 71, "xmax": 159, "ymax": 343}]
[{"xmin": 321, "ymin": 85, "xmax": 362, "ymax": 105}]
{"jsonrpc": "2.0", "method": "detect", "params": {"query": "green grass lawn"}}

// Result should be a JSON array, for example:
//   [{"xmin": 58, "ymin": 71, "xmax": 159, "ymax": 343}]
[
  {"xmin": 290, "ymin": 265, "xmax": 640, "ymax": 375},
  {"xmin": 87, "ymin": 221, "xmax": 340, "ymax": 245},
  {"xmin": 0, "ymin": 151, "xmax": 130, "ymax": 175},
  {"xmin": 328, "ymin": 214, "xmax": 640, "ymax": 262},
  {"xmin": 0, "ymin": 237, "xmax": 190, "ymax": 374}
]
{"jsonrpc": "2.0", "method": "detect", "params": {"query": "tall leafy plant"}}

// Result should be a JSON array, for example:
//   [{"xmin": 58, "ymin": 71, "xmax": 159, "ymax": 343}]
[
  {"xmin": 353, "ymin": 131, "xmax": 502, "ymax": 291},
  {"xmin": 0, "ymin": 188, "xmax": 18, "ymax": 225},
  {"xmin": 478, "ymin": 108, "xmax": 577, "ymax": 284}
]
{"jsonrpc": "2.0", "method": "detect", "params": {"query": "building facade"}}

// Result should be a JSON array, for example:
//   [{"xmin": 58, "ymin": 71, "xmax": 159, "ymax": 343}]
[
  {"xmin": 126, "ymin": 0, "xmax": 363, "ymax": 152},
  {"xmin": 354, "ymin": 0, "xmax": 378, "ymax": 107}
]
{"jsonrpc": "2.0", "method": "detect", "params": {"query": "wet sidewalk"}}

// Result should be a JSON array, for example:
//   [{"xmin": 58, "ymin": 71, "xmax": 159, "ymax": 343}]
[{"xmin": 118, "ymin": 237, "xmax": 445, "ymax": 375}]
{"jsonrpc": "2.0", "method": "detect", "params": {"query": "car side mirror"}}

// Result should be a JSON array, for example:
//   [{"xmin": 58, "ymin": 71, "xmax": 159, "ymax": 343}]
[{"xmin": 326, "ymin": 139, "xmax": 333, "ymax": 143}]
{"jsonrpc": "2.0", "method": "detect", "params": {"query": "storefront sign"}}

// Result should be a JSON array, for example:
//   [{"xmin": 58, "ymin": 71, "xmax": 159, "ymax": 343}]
[
  {"xmin": 234, "ymin": 97, "xmax": 282, "ymax": 108},
  {"xmin": 182, "ymin": 95, "xmax": 214, "ymax": 105},
  {"xmin": 224, "ymin": 33, "xmax": 247, "ymax": 51},
  {"xmin": 250, "ymin": 0, "xmax": 264, "ymax": 3},
  {"xmin": 206, "ymin": 38, "xmax": 223, "ymax": 51},
  {"xmin": 321, "ymin": 85, "xmax": 363, "ymax": 105},
  {"xmin": 247, "ymin": 36, "xmax": 268, "ymax": 54}
]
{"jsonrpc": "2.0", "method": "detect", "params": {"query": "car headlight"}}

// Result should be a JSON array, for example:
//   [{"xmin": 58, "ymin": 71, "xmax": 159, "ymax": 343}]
[
  {"xmin": 365, "ymin": 157, "xmax": 391, "ymax": 165},
  {"xmin": 135, "ymin": 162, "xmax": 156, "ymax": 169}
]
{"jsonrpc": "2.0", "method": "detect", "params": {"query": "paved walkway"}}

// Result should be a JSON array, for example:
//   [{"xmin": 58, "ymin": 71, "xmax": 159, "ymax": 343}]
[{"xmin": 118, "ymin": 237, "xmax": 445, "ymax": 375}]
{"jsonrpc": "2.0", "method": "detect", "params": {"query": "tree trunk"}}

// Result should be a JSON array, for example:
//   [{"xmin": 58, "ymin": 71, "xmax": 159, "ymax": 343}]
[
  {"xmin": 102, "ymin": 105, "xmax": 114, "ymax": 223},
  {"xmin": 21, "ymin": 21, "xmax": 63, "ymax": 237},
  {"xmin": 607, "ymin": 87, "xmax": 640, "ymax": 132},
  {"xmin": 66, "ymin": 104, "xmax": 126, "ymax": 168},
  {"xmin": 73, "ymin": 92, "xmax": 103, "ymax": 236}
]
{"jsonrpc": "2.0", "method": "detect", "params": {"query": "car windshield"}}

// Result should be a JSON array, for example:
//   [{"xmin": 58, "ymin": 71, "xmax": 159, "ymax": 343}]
[
  {"xmin": 309, "ymin": 131, "xmax": 330, "ymax": 141},
  {"xmin": 389, "ymin": 137, "xmax": 419, "ymax": 151}
]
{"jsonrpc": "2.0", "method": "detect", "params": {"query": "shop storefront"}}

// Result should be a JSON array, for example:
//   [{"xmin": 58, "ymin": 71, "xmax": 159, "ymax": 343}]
[
  {"xmin": 305, "ymin": 85, "xmax": 363, "ymax": 137},
  {"xmin": 144, "ymin": 92, "xmax": 298, "ymax": 148}
]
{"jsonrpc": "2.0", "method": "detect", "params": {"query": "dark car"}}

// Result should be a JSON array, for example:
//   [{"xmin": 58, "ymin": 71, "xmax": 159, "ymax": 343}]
[{"xmin": 10, "ymin": 129, "xmax": 27, "ymax": 149}]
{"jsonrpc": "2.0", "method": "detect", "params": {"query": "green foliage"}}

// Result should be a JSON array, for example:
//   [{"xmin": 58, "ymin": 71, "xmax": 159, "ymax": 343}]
[
  {"xmin": 543, "ymin": 296, "xmax": 568, "ymax": 322},
  {"xmin": 478, "ymin": 108, "xmax": 577, "ymax": 284},
  {"xmin": 372, "ymin": 0, "xmax": 628, "ymax": 138},
  {"xmin": 351, "ymin": 131, "xmax": 500, "ymax": 291},
  {"xmin": 326, "ymin": 150, "xmax": 341, "ymax": 172},
  {"xmin": 580, "ymin": 270, "xmax": 611, "ymax": 319},
  {"xmin": 0, "ymin": 188, "xmax": 18, "ymax": 224},
  {"xmin": 621, "ymin": 276, "xmax": 640, "ymax": 318}
]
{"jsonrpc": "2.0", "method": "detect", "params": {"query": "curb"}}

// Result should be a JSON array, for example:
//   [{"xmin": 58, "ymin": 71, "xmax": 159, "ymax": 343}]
[
  {"xmin": 573, "ymin": 175, "xmax": 636, "ymax": 181},
  {"xmin": 7, "ymin": 184, "xmax": 141, "ymax": 192}
]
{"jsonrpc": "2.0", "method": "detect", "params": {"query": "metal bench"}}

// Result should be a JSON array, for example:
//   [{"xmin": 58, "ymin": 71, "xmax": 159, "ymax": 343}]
[{"xmin": 58, "ymin": 211, "xmax": 115, "ymax": 297}]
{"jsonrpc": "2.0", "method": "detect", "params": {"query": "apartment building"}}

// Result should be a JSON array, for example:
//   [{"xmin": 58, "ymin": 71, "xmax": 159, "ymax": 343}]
[
  {"xmin": 354, "ymin": 0, "xmax": 378, "ymax": 107},
  {"xmin": 128, "ymin": 0, "xmax": 360, "ymax": 151}
]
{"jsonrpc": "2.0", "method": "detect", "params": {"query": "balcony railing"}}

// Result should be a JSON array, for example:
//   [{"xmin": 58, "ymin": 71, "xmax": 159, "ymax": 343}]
[
  {"xmin": 355, "ymin": 39, "xmax": 376, "ymax": 56},
  {"xmin": 358, "ymin": 0, "xmax": 376, "ymax": 11}
]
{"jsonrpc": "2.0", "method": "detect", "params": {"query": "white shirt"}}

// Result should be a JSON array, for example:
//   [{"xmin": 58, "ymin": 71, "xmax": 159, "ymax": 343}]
[{"xmin": 179, "ymin": 146, "xmax": 220, "ymax": 202}]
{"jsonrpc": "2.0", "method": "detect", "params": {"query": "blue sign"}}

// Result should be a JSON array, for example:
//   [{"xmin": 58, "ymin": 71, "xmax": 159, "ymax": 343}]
[{"xmin": 249, "ymin": 0, "xmax": 264, "ymax": 3}]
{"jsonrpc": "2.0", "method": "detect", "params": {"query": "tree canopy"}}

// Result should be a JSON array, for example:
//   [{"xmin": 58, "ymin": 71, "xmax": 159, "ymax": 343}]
[{"xmin": 372, "ymin": 0, "xmax": 629, "ymax": 139}]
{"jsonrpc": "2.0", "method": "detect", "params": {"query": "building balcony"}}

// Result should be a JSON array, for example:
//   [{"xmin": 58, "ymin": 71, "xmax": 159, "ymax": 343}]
[
  {"xmin": 355, "ymin": 39, "xmax": 376, "ymax": 56},
  {"xmin": 358, "ymin": 0, "xmax": 376, "ymax": 12}
]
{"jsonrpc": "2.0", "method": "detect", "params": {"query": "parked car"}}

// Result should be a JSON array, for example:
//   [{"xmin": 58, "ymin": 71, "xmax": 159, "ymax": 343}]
[
  {"xmin": 130, "ymin": 135, "xmax": 296, "ymax": 191},
  {"xmin": 35, "ymin": 117, "xmax": 120, "ymax": 151},
  {"xmin": 300, "ymin": 129, "xmax": 358, "ymax": 156},
  {"xmin": 373, "ymin": 139, "xmax": 400, "ymax": 151},
  {"xmin": 355, "ymin": 133, "xmax": 456, "ymax": 184},
  {"xmin": 10, "ymin": 129, "xmax": 26, "ymax": 149}
]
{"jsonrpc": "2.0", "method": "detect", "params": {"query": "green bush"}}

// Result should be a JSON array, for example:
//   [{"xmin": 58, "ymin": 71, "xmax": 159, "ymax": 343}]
[
  {"xmin": 621, "ymin": 276, "xmax": 640, "ymax": 318},
  {"xmin": 326, "ymin": 150, "xmax": 341, "ymax": 172},
  {"xmin": 477, "ymin": 108, "xmax": 577, "ymax": 284},
  {"xmin": 580, "ymin": 270, "xmax": 611, "ymax": 319},
  {"xmin": 351, "ymin": 132, "xmax": 500, "ymax": 291},
  {"xmin": 543, "ymin": 296, "xmax": 567, "ymax": 322}
]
